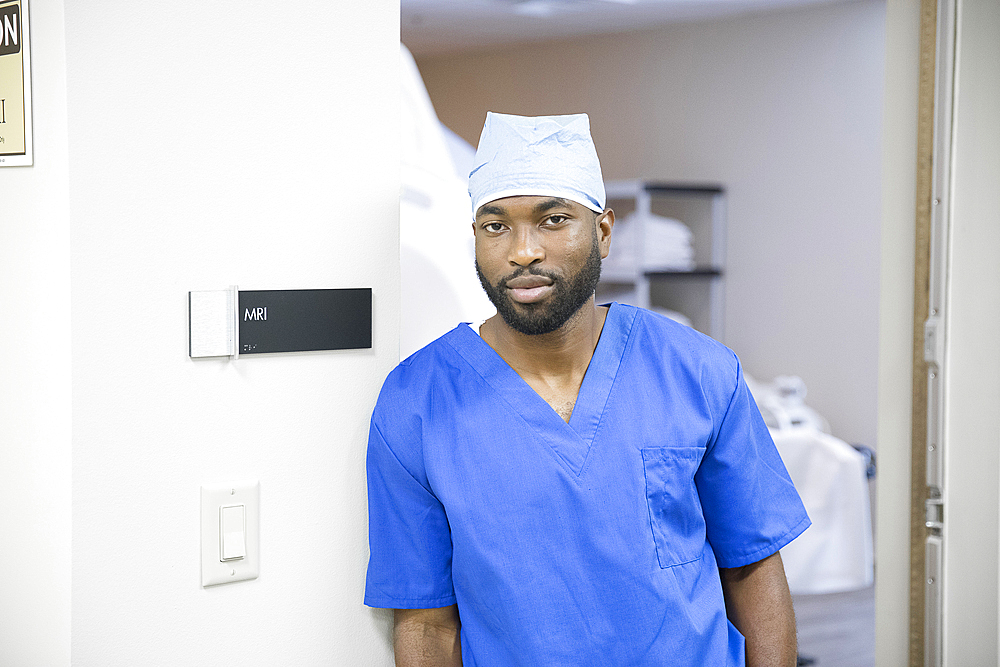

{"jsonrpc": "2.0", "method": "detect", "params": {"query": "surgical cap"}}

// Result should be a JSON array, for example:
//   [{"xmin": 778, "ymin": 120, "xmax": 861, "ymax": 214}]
[{"xmin": 469, "ymin": 112, "xmax": 606, "ymax": 215}]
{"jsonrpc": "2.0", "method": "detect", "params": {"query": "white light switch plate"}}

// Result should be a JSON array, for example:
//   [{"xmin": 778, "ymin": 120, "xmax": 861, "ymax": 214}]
[{"xmin": 201, "ymin": 481, "xmax": 259, "ymax": 587}]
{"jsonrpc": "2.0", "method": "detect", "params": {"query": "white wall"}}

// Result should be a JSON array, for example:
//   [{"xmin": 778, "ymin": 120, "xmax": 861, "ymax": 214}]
[
  {"xmin": 874, "ymin": 0, "xmax": 918, "ymax": 662},
  {"xmin": 0, "ymin": 1, "xmax": 72, "ymax": 664},
  {"xmin": 2, "ymin": 1, "xmax": 397, "ymax": 664},
  {"xmin": 414, "ymin": 0, "xmax": 884, "ymax": 448},
  {"xmin": 941, "ymin": 0, "xmax": 1000, "ymax": 660},
  {"xmin": 874, "ymin": 0, "xmax": 1000, "ymax": 661}
]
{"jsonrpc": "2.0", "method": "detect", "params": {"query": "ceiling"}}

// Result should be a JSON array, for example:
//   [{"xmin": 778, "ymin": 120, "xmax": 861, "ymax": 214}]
[{"xmin": 402, "ymin": 0, "xmax": 849, "ymax": 56}]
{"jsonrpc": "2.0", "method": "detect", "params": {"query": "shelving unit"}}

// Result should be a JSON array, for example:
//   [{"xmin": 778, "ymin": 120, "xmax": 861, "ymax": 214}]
[{"xmin": 597, "ymin": 181, "xmax": 727, "ymax": 341}]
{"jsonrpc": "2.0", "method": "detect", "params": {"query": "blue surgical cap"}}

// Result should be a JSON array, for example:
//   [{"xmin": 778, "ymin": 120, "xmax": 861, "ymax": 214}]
[{"xmin": 469, "ymin": 112, "xmax": 606, "ymax": 215}]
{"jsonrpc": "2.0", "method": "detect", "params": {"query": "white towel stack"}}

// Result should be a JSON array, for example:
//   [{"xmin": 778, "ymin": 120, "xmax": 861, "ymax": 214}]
[{"xmin": 604, "ymin": 211, "xmax": 695, "ymax": 274}]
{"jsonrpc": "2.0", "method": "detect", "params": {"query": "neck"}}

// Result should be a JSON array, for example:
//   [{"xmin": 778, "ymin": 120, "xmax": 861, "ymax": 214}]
[{"xmin": 483, "ymin": 299, "xmax": 608, "ymax": 379}]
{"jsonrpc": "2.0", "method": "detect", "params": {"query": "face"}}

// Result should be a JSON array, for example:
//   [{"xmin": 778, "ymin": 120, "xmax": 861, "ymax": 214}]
[{"xmin": 473, "ymin": 196, "xmax": 614, "ymax": 336}]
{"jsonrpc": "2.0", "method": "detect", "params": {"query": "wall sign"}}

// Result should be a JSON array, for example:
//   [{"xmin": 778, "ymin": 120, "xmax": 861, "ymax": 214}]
[
  {"xmin": 0, "ymin": 0, "xmax": 31, "ymax": 167},
  {"xmin": 189, "ymin": 287, "xmax": 372, "ymax": 358},
  {"xmin": 238, "ymin": 289, "xmax": 371, "ymax": 354}
]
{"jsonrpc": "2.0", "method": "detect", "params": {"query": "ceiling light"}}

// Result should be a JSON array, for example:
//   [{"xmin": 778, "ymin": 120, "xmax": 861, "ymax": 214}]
[
  {"xmin": 512, "ymin": 0, "xmax": 559, "ymax": 16},
  {"xmin": 507, "ymin": 0, "xmax": 638, "ymax": 16}
]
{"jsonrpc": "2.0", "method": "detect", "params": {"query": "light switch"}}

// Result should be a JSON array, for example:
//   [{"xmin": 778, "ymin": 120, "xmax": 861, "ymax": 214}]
[
  {"xmin": 220, "ymin": 504, "xmax": 246, "ymax": 561},
  {"xmin": 201, "ymin": 481, "xmax": 259, "ymax": 587}
]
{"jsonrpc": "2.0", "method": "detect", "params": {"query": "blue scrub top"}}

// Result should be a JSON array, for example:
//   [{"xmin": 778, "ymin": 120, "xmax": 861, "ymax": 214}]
[{"xmin": 365, "ymin": 303, "xmax": 810, "ymax": 666}]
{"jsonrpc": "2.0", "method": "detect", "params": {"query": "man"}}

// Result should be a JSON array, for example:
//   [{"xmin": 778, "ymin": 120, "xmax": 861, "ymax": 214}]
[{"xmin": 365, "ymin": 112, "xmax": 810, "ymax": 666}]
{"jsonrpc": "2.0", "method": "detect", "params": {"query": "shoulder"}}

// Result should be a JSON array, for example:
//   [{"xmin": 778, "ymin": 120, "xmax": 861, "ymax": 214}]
[
  {"xmin": 614, "ymin": 304, "xmax": 741, "ymax": 415},
  {"xmin": 378, "ymin": 327, "xmax": 466, "ymax": 398},
  {"xmin": 621, "ymin": 304, "xmax": 737, "ymax": 371},
  {"xmin": 371, "ymin": 324, "xmax": 478, "ymax": 443}
]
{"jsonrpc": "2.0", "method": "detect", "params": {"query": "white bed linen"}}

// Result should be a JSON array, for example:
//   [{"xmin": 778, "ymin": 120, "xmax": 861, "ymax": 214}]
[{"xmin": 772, "ymin": 427, "xmax": 874, "ymax": 594}]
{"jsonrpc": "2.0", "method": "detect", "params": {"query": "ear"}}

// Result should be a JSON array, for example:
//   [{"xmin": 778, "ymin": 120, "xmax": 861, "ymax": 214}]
[{"xmin": 596, "ymin": 208, "xmax": 615, "ymax": 259}]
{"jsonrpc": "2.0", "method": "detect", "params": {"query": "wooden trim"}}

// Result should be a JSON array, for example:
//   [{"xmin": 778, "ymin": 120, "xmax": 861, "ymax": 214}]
[{"xmin": 909, "ymin": 0, "xmax": 939, "ymax": 663}]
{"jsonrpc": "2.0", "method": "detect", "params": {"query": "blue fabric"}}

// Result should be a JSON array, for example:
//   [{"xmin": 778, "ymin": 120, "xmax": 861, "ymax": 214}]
[{"xmin": 365, "ymin": 303, "xmax": 810, "ymax": 666}]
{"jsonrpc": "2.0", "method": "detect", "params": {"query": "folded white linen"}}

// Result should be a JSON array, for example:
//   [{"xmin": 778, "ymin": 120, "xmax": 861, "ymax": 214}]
[{"xmin": 605, "ymin": 211, "xmax": 696, "ymax": 272}]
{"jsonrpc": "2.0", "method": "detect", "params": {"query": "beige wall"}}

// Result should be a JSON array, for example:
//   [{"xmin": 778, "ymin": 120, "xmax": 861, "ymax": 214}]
[{"xmin": 414, "ymin": 0, "xmax": 885, "ymax": 449}]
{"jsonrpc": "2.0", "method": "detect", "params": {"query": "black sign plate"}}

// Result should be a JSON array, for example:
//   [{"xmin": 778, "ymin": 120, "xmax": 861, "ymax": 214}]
[
  {"xmin": 238, "ymin": 289, "xmax": 371, "ymax": 355},
  {"xmin": 0, "ymin": 4, "xmax": 21, "ymax": 57}
]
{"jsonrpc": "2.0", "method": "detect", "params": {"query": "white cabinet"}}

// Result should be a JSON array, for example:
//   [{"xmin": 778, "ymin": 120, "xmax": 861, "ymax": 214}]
[{"xmin": 597, "ymin": 181, "xmax": 726, "ymax": 340}]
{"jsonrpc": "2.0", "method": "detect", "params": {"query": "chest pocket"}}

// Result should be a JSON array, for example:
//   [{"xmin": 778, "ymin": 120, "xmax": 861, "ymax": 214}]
[{"xmin": 641, "ymin": 447, "xmax": 707, "ymax": 569}]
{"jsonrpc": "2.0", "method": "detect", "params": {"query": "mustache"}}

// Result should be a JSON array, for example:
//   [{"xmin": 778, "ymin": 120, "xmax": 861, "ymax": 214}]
[{"xmin": 499, "ymin": 266, "xmax": 560, "ymax": 288}]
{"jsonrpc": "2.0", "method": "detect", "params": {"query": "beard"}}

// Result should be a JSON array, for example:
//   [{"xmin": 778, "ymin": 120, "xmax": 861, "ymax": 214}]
[{"xmin": 476, "ymin": 231, "xmax": 603, "ymax": 336}]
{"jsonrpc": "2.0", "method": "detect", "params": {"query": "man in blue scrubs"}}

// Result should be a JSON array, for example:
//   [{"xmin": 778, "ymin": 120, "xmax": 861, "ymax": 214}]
[{"xmin": 365, "ymin": 112, "xmax": 810, "ymax": 666}]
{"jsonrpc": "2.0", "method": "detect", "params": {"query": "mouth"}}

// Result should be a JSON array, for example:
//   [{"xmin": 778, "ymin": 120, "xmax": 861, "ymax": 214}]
[{"xmin": 504, "ymin": 275, "xmax": 555, "ymax": 304}]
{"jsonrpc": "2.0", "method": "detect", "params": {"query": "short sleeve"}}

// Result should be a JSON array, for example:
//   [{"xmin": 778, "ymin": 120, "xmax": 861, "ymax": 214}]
[
  {"xmin": 364, "ymin": 421, "xmax": 457, "ymax": 609},
  {"xmin": 695, "ymin": 359, "xmax": 811, "ymax": 568}
]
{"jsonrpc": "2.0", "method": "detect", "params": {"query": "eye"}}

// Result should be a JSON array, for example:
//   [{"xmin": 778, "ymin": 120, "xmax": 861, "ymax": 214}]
[
  {"xmin": 482, "ymin": 222, "xmax": 506, "ymax": 233},
  {"xmin": 544, "ymin": 214, "xmax": 569, "ymax": 226}
]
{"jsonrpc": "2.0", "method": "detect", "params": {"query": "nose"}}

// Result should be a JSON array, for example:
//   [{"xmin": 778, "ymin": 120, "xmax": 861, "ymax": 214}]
[{"xmin": 509, "ymin": 226, "xmax": 544, "ymax": 267}]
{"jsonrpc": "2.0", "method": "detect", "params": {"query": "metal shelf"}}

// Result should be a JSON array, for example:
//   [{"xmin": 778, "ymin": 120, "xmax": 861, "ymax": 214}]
[
  {"xmin": 606, "ymin": 181, "xmax": 725, "ymax": 198},
  {"xmin": 646, "ymin": 267, "xmax": 723, "ymax": 278},
  {"xmin": 602, "ymin": 267, "xmax": 723, "ymax": 283},
  {"xmin": 598, "ymin": 180, "xmax": 726, "ymax": 340}
]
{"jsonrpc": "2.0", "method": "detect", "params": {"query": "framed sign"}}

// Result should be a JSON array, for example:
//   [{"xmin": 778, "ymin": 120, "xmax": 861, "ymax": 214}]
[{"xmin": 0, "ymin": 0, "xmax": 31, "ymax": 167}]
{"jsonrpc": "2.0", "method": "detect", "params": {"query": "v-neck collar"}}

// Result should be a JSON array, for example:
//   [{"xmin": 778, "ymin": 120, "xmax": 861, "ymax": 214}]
[{"xmin": 445, "ymin": 302, "xmax": 637, "ymax": 476}]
